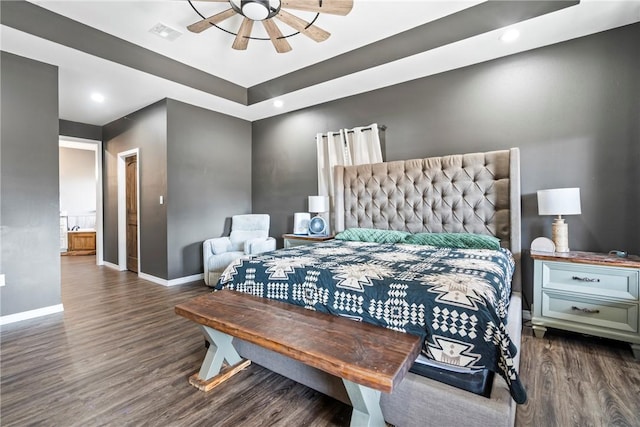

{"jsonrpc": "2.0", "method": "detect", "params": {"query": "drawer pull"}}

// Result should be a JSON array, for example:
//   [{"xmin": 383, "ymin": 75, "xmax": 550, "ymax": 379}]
[
  {"xmin": 571, "ymin": 276, "xmax": 600, "ymax": 283},
  {"xmin": 571, "ymin": 306, "xmax": 600, "ymax": 314}
]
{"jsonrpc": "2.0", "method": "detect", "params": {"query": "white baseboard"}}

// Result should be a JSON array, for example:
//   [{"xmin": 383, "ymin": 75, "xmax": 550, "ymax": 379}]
[
  {"xmin": 102, "ymin": 264, "xmax": 203, "ymax": 286},
  {"xmin": 103, "ymin": 261, "xmax": 124, "ymax": 271},
  {"xmin": 168, "ymin": 273, "xmax": 204, "ymax": 286},
  {"xmin": 0, "ymin": 304, "xmax": 64, "ymax": 326},
  {"xmin": 138, "ymin": 271, "xmax": 167, "ymax": 286},
  {"xmin": 522, "ymin": 309, "xmax": 531, "ymax": 321},
  {"xmin": 138, "ymin": 272, "xmax": 204, "ymax": 287}
]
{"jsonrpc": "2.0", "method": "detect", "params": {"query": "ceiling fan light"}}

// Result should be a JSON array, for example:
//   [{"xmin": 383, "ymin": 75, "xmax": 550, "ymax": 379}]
[{"xmin": 241, "ymin": 0, "xmax": 270, "ymax": 20}]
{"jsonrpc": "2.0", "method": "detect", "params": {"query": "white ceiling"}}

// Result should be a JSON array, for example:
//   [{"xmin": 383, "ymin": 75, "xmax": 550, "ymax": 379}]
[{"xmin": 1, "ymin": 0, "xmax": 639, "ymax": 126}]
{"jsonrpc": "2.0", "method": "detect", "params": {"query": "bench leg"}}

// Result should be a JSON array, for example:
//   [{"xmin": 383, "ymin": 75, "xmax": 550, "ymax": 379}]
[
  {"xmin": 343, "ymin": 379, "xmax": 385, "ymax": 427},
  {"xmin": 198, "ymin": 326, "xmax": 242, "ymax": 380},
  {"xmin": 188, "ymin": 326, "xmax": 250, "ymax": 392}
]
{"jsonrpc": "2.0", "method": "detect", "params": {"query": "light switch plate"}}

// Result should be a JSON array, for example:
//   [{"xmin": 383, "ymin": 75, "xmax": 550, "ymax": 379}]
[{"xmin": 0, "ymin": 274, "xmax": 5, "ymax": 287}]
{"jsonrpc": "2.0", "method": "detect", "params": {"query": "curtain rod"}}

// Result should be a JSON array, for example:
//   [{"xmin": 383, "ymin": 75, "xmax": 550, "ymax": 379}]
[{"xmin": 318, "ymin": 124, "xmax": 387, "ymax": 139}]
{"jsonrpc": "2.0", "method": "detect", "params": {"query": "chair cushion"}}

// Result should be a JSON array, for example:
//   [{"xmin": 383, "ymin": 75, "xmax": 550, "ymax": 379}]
[
  {"xmin": 210, "ymin": 237, "xmax": 232, "ymax": 254},
  {"xmin": 245, "ymin": 237, "xmax": 276, "ymax": 255},
  {"xmin": 230, "ymin": 230, "xmax": 268, "ymax": 251},
  {"xmin": 231, "ymin": 214, "xmax": 270, "ymax": 231}
]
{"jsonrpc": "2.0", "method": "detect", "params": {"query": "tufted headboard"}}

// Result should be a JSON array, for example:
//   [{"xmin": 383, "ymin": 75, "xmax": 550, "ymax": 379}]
[{"xmin": 333, "ymin": 148, "xmax": 521, "ymax": 292}]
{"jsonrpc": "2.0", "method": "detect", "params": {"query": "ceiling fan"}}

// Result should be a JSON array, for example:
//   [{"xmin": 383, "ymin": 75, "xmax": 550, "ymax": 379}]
[{"xmin": 187, "ymin": 0, "xmax": 354, "ymax": 53}]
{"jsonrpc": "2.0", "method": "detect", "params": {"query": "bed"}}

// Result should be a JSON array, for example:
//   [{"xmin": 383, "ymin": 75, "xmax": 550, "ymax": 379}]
[{"xmin": 215, "ymin": 148, "xmax": 523, "ymax": 426}]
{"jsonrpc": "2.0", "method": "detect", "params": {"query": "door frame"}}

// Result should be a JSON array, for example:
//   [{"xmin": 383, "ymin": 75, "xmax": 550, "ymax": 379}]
[
  {"xmin": 117, "ymin": 148, "xmax": 140, "ymax": 273},
  {"xmin": 59, "ymin": 137, "xmax": 104, "ymax": 266}
]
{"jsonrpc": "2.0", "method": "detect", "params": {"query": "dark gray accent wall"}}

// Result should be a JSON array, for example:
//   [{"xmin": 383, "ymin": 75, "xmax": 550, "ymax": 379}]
[
  {"xmin": 166, "ymin": 99, "xmax": 252, "ymax": 280},
  {"xmin": 59, "ymin": 119, "xmax": 102, "ymax": 141},
  {"xmin": 103, "ymin": 101, "xmax": 168, "ymax": 278},
  {"xmin": 1, "ymin": 52, "xmax": 61, "ymax": 316},
  {"xmin": 252, "ymin": 23, "xmax": 640, "ymax": 309}
]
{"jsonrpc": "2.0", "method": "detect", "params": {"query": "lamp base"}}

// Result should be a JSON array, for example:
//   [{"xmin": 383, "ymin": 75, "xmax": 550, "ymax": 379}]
[{"xmin": 552, "ymin": 218, "xmax": 570, "ymax": 252}]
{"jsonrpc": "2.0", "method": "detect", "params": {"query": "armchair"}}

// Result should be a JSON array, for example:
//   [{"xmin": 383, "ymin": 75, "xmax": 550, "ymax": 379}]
[{"xmin": 203, "ymin": 214, "xmax": 276, "ymax": 286}]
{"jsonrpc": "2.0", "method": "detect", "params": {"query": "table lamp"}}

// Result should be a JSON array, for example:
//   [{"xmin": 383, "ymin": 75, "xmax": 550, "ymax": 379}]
[
  {"xmin": 308, "ymin": 195, "xmax": 329, "ymax": 235},
  {"xmin": 537, "ymin": 187, "xmax": 581, "ymax": 252}
]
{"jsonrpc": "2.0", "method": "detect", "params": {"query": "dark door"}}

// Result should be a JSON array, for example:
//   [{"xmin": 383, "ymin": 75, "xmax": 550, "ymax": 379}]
[{"xmin": 126, "ymin": 155, "xmax": 138, "ymax": 273}]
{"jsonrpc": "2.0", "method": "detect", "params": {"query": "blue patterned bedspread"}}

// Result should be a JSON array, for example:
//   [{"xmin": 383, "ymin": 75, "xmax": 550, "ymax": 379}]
[{"xmin": 215, "ymin": 240, "xmax": 526, "ymax": 403}]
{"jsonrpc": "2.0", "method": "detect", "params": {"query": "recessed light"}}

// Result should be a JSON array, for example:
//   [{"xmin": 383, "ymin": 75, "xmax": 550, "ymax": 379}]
[
  {"xmin": 273, "ymin": 99, "xmax": 284, "ymax": 108},
  {"xmin": 91, "ymin": 93, "xmax": 105, "ymax": 103},
  {"xmin": 500, "ymin": 28, "xmax": 520, "ymax": 43}
]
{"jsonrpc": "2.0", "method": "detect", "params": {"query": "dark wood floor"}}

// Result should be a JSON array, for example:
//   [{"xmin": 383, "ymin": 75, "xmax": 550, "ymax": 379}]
[
  {"xmin": 517, "ymin": 326, "xmax": 640, "ymax": 427},
  {"xmin": 1, "ymin": 256, "xmax": 638, "ymax": 426}
]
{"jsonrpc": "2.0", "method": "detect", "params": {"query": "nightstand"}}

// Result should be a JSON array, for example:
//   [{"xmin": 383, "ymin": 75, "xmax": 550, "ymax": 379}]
[
  {"xmin": 531, "ymin": 250, "xmax": 640, "ymax": 359},
  {"xmin": 282, "ymin": 234, "xmax": 334, "ymax": 249}
]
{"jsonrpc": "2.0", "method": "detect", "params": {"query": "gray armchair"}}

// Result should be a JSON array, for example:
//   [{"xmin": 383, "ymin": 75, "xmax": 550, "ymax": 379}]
[{"xmin": 203, "ymin": 214, "xmax": 276, "ymax": 286}]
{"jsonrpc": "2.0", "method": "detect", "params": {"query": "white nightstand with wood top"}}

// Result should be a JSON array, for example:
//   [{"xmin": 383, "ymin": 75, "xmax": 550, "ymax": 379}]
[
  {"xmin": 282, "ymin": 234, "xmax": 334, "ymax": 249},
  {"xmin": 531, "ymin": 250, "xmax": 640, "ymax": 359}
]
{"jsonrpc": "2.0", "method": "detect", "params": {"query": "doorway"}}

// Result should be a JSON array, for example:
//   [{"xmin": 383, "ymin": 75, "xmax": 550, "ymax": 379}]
[
  {"xmin": 58, "ymin": 137, "xmax": 103, "ymax": 265},
  {"xmin": 125, "ymin": 155, "xmax": 138, "ymax": 273},
  {"xmin": 117, "ymin": 149, "xmax": 140, "ymax": 273}
]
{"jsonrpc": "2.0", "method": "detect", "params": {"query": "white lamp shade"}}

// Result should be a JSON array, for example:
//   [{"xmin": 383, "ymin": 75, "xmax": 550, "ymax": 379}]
[
  {"xmin": 537, "ymin": 188, "xmax": 582, "ymax": 216},
  {"xmin": 308, "ymin": 196, "xmax": 329, "ymax": 213}
]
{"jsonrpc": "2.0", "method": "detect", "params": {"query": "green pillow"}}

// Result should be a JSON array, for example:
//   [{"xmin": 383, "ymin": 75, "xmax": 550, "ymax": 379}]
[
  {"xmin": 403, "ymin": 232, "xmax": 501, "ymax": 250},
  {"xmin": 335, "ymin": 228, "xmax": 410, "ymax": 244}
]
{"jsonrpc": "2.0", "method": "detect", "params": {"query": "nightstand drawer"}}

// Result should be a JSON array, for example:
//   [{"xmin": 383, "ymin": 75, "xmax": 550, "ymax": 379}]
[
  {"xmin": 542, "ymin": 291, "xmax": 638, "ymax": 333},
  {"xmin": 541, "ymin": 262, "xmax": 639, "ymax": 300}
]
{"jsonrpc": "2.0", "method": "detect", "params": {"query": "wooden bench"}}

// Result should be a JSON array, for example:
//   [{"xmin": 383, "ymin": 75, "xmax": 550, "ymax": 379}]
[{"xmin": 175, "ymin": 289, "xmax": 422, "ymax": 427}]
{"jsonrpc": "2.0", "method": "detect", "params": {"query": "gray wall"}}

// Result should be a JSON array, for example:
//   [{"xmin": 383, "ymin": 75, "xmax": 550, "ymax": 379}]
[
  {"xmin": 102, "ymin": 98, "xmax": 252, "ymax": 280},
  {"xmin": 252, "ymin": 23, "xmax": 640, "ymax": 309},
  {"xmin": 1, "ymin": 52, "xmax": 61, "ymax": 316},
  {"xmin": 103, "ymin": 100, "xmax": 168, "ymax": 278},
  {"xmin": 59, "ymin": 119, "xmax": 102, "ymax": 141},
  {"xmin": 166, "ymin": 99, "xmax": 252, "ymax": 280}
]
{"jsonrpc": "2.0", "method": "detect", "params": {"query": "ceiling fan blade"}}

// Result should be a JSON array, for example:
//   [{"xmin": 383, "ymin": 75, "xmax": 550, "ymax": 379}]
[
  {"xmin": 187, "ymin": 8, "xmax": 237, "ymax": 33},
  {"xmin": 232, "ymin": 18, "xmax": 254, "ymax": 50},
  {"xmin": 262, "ymin": 19, "xmax": 292, "ymax": 53},
  {"xmin": 281, "ymin": 0, "xmax": 353, "ymax": 16},
  {"xmin": 275, "ymin": 9, "xmax": 330, "ymax": 42}
]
